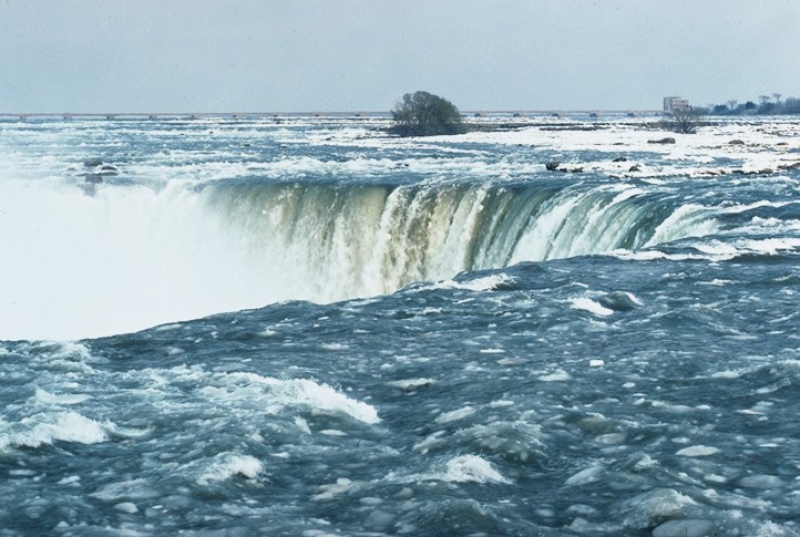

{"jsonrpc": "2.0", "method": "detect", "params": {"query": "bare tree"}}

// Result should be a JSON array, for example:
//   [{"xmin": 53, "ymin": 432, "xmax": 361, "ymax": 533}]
[{"xmin": 667, "ymin": 108, "xmax": 702, "ymax": 134}]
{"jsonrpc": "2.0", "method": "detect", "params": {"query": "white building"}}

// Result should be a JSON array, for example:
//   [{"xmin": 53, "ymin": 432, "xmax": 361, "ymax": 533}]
[{"xmin": 663, "ymin": 96, "xmax": 690, "ymax": 112}]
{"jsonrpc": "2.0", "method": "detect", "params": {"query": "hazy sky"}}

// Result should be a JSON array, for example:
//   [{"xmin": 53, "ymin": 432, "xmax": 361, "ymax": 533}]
[{"xmin": 2, "ymin": 0, "xmax": 798, "ymax": 113}]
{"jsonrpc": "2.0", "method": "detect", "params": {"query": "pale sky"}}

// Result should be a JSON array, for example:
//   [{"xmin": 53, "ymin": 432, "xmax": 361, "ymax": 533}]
[{"xmin": 1, "ymin": 0, "xmax": 798, "ymax": 113}]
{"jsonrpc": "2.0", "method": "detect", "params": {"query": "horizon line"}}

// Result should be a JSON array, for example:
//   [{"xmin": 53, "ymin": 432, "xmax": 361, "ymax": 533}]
[{"xmin": 0, "ymin": 109, "xmax": 663, "ymax": 118}]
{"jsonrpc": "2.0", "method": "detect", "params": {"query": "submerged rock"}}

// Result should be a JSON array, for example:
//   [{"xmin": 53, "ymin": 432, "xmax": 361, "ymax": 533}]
[
  {"xmin": 545, "ymin": 161, "xmax": 560, "ymax": 171},
  {"xmin": 648, "ymin": 137, "xmax": 676, "ymax": 145},
  {"xmin": 85, "ymin": 174, "xmax": 104, "ymax": 184}
]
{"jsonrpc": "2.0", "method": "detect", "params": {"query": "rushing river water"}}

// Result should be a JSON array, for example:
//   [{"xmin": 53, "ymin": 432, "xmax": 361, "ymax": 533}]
[{"xmin": 1, "ymin": 114, "xmax": 799, "ymax": 536}]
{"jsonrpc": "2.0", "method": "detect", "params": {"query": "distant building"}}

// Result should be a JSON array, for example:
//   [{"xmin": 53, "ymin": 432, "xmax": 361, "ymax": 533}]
[{"xmin": 663, "ymin": 96, "xmax": 690, "ymax": 112}]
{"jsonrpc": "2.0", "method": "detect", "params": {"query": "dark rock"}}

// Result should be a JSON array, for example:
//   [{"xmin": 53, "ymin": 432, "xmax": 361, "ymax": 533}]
[
  {"xmin": 729, "ymin": 139, "xmax": 745, "ymax": 145},
  {"xmin": 84, "ymin": 158, "xmax": 103, "ymax": 167},
  {"xmin": 779, "ymin": 162, "xmax": 800, "ymax": 170},
  {"xmin": 545, "ymin": 162, "xmax": 560, "ymax": 171},
  {"xmin": 758, "ymin": 168, "xmax": 775, "ymax": 175},
  {"xmin": 568, "ymin": 167, "xmax": 583, "ymax": 173},
  {"xmin": 628, "ymin": 165, "xmax": 641, "ymax": 172},
  {"xmin": 85, "ymin": 174, "xmax": 104, "ymax": 184},
  {"xmin": 612, "ymin": 157, "xmax": 628, "ymax": 162},
  {"xmin": 648, "ymin": 137, "xmax": 676, "ymax": 144}
]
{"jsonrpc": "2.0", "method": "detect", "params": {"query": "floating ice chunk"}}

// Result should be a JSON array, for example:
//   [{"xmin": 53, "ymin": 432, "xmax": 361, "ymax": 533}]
[
  {"xmin": 596, "ymin": 432, "xmax": 626, "ymax": 445},
  {"xmin": 712, "ymin": 369, "xmax": 747, "ymax": 379},
  {"xmin": 569, "ymin": 297, "xmax": 614, "ymax": 317},
  {"xmin": 320, "ymin": 342, "xmax": 349, "ymax": 351},
  {"xmin": 538, "ymin": 369, "xmax": 571, "ymax": 382},
  {"xmin": 703, "ymin": 473, "xmax": 727, "ymax": 484},
  {"xmin": 90, "ymin": 479, "xmax": 160, "ymax": 501},
  {"xmin": 620, "ymin": 488, "xmax": 697, "ymax": 529},
  {"xmin": 456, "ymin": 421, "xmax": 545, "ymax": 462},
  {"xmin": 436, "ymin": 406, "xmax": 476, "ymax": 424},
  {"xmin": 739, "ymin": 475, "xmax": 783, "ymax": 489},
  {"xmin": 565, "ymin": 465, "xmax": 604, "ymax": 486},
  {"xmin": 58, "ymin": 475, "xmax": 81, "ymax": 485},
  {"xmin": 589, "ymin": 359, "xmax": 604, "ymax": 367},
  {"xmin": 295, "ymin": 416, "xmax": 312, "ymax": 434},
  {"xmin": 113, "ymin": 502, "xmax": 139, "ymax": 514},
  {"xmin": 386, "ymin": 378, "xmax": 436, "ymax": 390},
  {"xmin": 314, "ymin": 477, "xmax": 355, "ymax": 500},
  {"xmin": 676, "ymin": 445, "xmax": 720, "ymax": 457},
  {"xmin": 34, "ymin": 388, "xmax": 91, "ymax": 405},
  {"xmin": 652, "ymin": 519, "xmax": 714, "ymax": 537}
]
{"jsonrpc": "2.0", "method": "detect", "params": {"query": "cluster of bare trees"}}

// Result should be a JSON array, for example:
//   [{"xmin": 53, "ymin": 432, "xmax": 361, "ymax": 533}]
[{"xmin": 702, "ymin": 94, "xmax": 800, "ymax": 116}]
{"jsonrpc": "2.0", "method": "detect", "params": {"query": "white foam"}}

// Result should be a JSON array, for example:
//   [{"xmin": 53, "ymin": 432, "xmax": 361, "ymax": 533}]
[
  {"xmin": 427, "ymin": 273, "xmax": 515, "ymax": 292},
  {"xmin": 197, "ymin": 454, "xmax": 264, "ymax": 485},
  {"xmin": 439, "ymin": 455, "xmax": 512, "ymax": 485},
  {"xmin": 569, "ymin": 297, "xmax": 614, "ymax": 317},
  {"xmin": 194, "ymin": 369, "xmax": 380, "ymax": 425},
  {"xmin": 0, "ymin": 411, "xmax": 108, "ymax": 450},
  {"xmin": 282, "ymin": 378, "xmax": 380, "ymax": 425}
]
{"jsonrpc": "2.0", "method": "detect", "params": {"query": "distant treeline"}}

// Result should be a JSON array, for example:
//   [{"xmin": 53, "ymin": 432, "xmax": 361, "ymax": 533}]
[{"xmin": 697, "ymin": 94, "xmax": 800, "ymax": 116}]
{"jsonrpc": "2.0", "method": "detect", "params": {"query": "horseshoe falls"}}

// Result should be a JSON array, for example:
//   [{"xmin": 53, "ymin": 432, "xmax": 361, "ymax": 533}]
[{"xmin": 1, "ymin": 114, "xmax": 800, "ymax": 536}]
